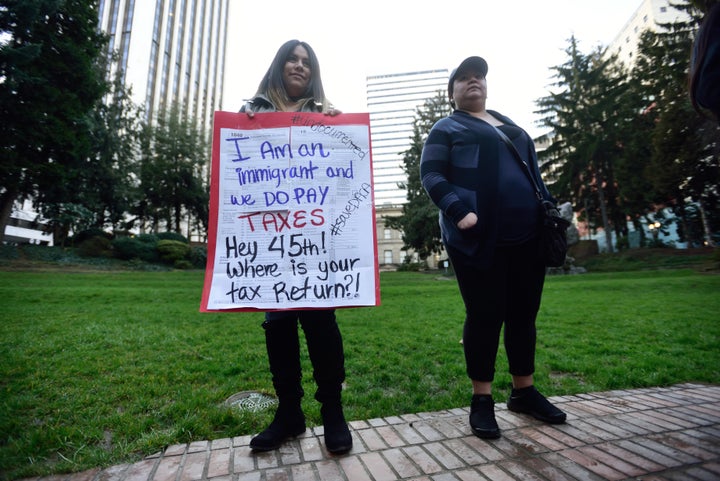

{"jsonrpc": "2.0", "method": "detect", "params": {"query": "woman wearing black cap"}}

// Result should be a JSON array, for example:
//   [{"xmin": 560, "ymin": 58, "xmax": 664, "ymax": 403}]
[{"xmin": 420, "ymin": 56, "xmax": 566, "ymax": 439}]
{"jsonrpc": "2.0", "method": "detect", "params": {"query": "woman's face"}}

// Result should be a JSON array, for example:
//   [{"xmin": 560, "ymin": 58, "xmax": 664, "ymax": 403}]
[
  {"xmin": 282, "ymin": 45, "xmax": 312, "ymax": 98},
  {"xmin": 451, "ymin": 69, "xmax": 487, "ymax": 110}
]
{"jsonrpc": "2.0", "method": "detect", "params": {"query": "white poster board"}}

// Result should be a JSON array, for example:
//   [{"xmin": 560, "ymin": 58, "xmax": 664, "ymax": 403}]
[{"xmin": 201, "ymin": 111, "xmax": 380, "ymax": 312}]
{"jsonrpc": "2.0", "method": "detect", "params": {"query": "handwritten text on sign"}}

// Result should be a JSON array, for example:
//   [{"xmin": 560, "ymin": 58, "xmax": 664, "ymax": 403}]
[{"xmin": 200, "ymin": 112, "xmax": 379, "ymax": 312}]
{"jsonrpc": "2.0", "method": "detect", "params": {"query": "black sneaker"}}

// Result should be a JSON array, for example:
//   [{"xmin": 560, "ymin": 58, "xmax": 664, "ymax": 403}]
[
  {"xmin": 507, "ymin": 386, "xmax": 566, "ymax": 424},
  {"xmin": 469, "ymin": 394, "xmax": 501, "ymax": 439}
]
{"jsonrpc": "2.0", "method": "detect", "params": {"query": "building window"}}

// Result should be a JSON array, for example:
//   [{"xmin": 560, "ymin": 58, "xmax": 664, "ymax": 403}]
[
  {"xmin": 384, "ymin": 228, "xmax": 392, "ymax": 239},
  {"xmin": 383, "ymin": 250, "xmax": 393, "ymax": 264}
]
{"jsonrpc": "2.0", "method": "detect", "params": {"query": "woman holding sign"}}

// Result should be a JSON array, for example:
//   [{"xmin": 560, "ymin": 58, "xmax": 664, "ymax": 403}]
[
  {"xmin": 420, "ymin": 56, "xmax": 566, "ymax": 439},
  {"xmin": 239, "ymin": 40, "xmax": 351, "ymax": 454}
]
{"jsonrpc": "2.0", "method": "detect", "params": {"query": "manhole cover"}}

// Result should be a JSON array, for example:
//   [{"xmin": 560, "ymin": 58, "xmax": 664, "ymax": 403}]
[{"xmin": 224, "ymin": 391, "xmax": 277, "ymax": 413}]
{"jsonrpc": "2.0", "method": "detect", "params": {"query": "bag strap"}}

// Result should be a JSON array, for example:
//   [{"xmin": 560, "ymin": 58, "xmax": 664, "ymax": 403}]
[
  {"xmin": 493, "ymin": 126, "xmax": 566, "ymax": 222},
  {"xmin": 449, "ymin": 112, "xmax": 544, "ymax": 201},
  {"xmin": 492, "ymin": 125, "xmax": 543, "ymax": 201},
  {"xmin": 487, "ymin": 121, "xmax": 568, "ymax": 228}
]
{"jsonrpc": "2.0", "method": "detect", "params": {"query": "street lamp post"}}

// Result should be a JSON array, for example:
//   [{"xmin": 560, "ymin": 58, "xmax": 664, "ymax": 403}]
[{"xmin": 648, "ymin": 221, "xmax": 661, "ymax": 244}]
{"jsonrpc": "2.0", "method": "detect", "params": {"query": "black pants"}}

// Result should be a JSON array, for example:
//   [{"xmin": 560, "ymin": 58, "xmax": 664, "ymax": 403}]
[
  {"xmin": 263, "ymin": 309, "xmax": 345, "ymax": 404},
  {"xmin": 450, "ymin": 238, "xmax": 546, "ymax": 382}
]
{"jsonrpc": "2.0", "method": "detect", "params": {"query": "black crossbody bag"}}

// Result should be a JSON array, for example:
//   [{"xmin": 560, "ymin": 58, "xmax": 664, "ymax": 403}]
[{"xmin": 491, "ymin": 125, "xmax": 570, "ymax": 267}]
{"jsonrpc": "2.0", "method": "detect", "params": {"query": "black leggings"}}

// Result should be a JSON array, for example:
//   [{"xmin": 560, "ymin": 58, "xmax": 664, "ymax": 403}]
[{"xmin": 450, "ymin": 238, "xmax": 546, "ymax": 382}]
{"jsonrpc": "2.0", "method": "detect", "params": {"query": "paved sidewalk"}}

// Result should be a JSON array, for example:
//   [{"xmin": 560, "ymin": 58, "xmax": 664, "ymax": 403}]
[{"xmin": 24, "ymin": 383, "xmax": 720, "ymax": 481}]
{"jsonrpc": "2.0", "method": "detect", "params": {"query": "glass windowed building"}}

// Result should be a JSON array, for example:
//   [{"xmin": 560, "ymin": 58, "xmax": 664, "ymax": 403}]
[
  {"xmin": 366, "ymin": 69, "xmax": 448, "ymax": 207},
  {"xmin": 97, "ymin": 0, "xmax": 229, "ymax": 133},
  {"xmin": 367, "ymin": 69, "xmax": 448, "ymax": 267}
]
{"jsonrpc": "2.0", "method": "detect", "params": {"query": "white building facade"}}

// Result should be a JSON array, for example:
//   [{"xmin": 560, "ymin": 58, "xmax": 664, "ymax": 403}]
[{"xmin": 606, "ymin": 0, "xmax": 691, "ymax": 68}]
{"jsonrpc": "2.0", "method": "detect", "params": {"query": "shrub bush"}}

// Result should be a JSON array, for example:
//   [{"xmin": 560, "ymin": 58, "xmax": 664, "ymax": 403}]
[
  {"xmin": 71, "ymin": 229, "xmax": 112, "ymax": 246},
  {"xmin": 189, "ymin": 245, "xmax": 207, "ymax": 268},
  {"xmin": 0, "ymin": 245, "xmax": 20, "ymax": 260},
  {"xmin": 21, "ymin": 245, "xmax": 79, "ymax": 262},
  {"xmin": 136, "ymin": 233, "xmax": 159, "ymax": 244},
  {"xmin": 112, "ymin": 237, "xmax": 159, "ymax": 263},
  {"xmin": 173, "ymin": 259, "xmax": 193, "ymax": 269},
  {"xmin": 397, "ymin": 258, "xmax": 427, "ymax": 271},
  {"xmin": 157, "ymin": 232, "xmax": 188, "ymax": 243},
  {"xmin": 77, "ymin": 236, "xmax": 113, "ymax": 258},
  {"xmin": 157, "ymin": 240, "xmax": 190, "ymax": 264}
]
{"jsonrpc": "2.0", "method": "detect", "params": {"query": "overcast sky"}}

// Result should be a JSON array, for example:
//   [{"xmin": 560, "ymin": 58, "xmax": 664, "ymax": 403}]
[{"xmin": 223, "ymin": 0, "xmax": 643, "ymax": 138}]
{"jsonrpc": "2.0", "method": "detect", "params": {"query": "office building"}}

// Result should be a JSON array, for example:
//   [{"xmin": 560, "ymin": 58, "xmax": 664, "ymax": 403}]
[
  {"xmin": 95, "ymin": 0, "xmax": 229, "ymax": 241},
  {"xmin": 366, "ymin": 69, "xmax": 448, "ymax": 268},
  {"xmin": 606, "ymin": 0, "xmax": 691, "ymax": 68},
  {"xmin": 6, "ymin": 1, "xmax": 230, "ymax": 244},
  {"xmin": 98, "ymin": 0, "xmax": 229, "ymax": 134},
  {"xmin": 366, "ymin": 69, "xmax": 448, "ymax": 207}
]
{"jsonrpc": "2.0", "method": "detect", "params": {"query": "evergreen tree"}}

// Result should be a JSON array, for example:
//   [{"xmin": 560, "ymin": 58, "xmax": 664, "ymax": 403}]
[
  {"xmin": 628, "ymin": 2, "xmax": 719, "ymax": 246},
  {"xmin": 612, "ymin": 65, "xmax": 656, "ymax": 246},
  {"xmin": 536, "ymin": 37, "xmax": 630, "ymax": 252},
  {"xmin": 536, "ymin": 1, "xmax": 719, "ymax": 250},
  {"xmin": 82, "ymin": 72, "xmax": 144, "ymax": 232},
  {"xmin": 137, "ymin": 102, "xmax": 209, "ymax": 235},
  {"xmin": 384, "ymin": 91, "xmax": 451, "ymax": 261},
  {"xmin": 0, "ymin": 0, "xmax": 108, "ymax": 244}
]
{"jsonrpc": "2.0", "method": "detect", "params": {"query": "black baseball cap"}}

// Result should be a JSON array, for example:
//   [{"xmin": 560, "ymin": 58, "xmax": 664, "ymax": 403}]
[{"xmin": 448, "ymin": 56, "xmax": 488, "ymax": 105}]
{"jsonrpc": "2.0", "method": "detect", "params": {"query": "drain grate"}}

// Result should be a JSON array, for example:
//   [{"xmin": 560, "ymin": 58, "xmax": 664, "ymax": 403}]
[{"xmin": 224, "ymin": 391, "xmax": 277, "ymax": 413}]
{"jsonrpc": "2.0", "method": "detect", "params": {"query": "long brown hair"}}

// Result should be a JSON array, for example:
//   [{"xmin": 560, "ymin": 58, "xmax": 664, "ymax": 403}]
[{"xmin": 254, "ymin": 40, "xmax": 330, "ymax": 112}]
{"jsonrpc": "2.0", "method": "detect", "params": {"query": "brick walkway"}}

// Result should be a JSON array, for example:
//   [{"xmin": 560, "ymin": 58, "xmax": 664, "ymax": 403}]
[{"xmin": 25, "ymin": 383, "xmax": 720, "ymax": 481}]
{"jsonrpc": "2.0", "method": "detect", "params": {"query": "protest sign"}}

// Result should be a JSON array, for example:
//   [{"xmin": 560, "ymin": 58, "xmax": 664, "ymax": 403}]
[{"xmin": 200, "ymin": 111, "xmax": 380, "ymax": 312}]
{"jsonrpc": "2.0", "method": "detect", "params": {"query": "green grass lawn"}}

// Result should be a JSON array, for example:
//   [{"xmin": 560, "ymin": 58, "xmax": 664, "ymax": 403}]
[{"xmin": 1, "ymin": 267, "xmax": 719, "ymax": 480}]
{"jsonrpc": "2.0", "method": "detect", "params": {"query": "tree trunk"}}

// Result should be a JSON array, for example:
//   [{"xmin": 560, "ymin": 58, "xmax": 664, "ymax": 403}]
[
  {"xmin": 596, "ymin": 172, "xmax": 614, "ymax": 254},
  {"xmin": 0, "ymin": 187, "xmax": 18, "ymax": 244},
  {"xmin": 174, "ymin": 203, "xmax": 181, "ymax": 233},
  {"xmin": 676, "ymin": 198, "xmax": 691, "ymax": 246},
  {"xmin": 53, "ymin": 222, "xmax": 70, "ymax": 248},
  {"xmin": 698, "ymin": 200, "xmax": 716, "ymax": 247}
]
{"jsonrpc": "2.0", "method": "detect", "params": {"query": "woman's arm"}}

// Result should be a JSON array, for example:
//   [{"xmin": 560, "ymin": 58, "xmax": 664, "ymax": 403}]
[{"xmin": 420, "ymin": 124, "xmax": 473, "ymax": 227}]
